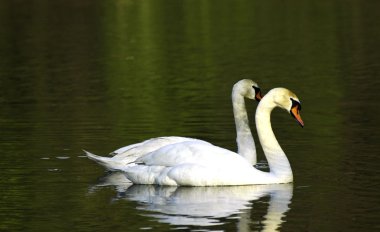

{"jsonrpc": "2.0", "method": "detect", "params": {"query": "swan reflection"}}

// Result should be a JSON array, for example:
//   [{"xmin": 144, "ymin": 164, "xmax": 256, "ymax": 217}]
[{"xmin": 90, "ymin": 172, "xmax": 293, "ymax": 231}]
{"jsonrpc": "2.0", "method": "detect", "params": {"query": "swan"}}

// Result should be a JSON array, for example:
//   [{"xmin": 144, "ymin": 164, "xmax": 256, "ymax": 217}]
[
  {"xmin": 87, "ymin": 87, "xmax": 303, "ymax": 186},
  {"xmin": 86, "ymin": 79, "xmax": 263, "ymax": 170}
]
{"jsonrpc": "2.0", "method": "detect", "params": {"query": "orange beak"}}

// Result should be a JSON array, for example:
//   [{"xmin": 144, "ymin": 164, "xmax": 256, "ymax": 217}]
[
  {"xmin": 291, "ymin": 105, "xmax": 304, "ymax": 127},
  {"xmin": 255, "ymin": 90, "xmax": 263, "ymax": 102}
]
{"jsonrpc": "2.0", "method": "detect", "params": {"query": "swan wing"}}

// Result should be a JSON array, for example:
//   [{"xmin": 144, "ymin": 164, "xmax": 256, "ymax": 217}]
[
  {"xmin": 111, "ymin": 136, "xmax": 210, "ymax": 158},
  {"xmin": 136, "ymin": 141, "xmax": 247, "ymax": 167},
  {"xmin": 86, "ymin": 137, "xmax": 210, "ymax": 171},
  {"xmin": 123, "ymin": 141, "xmax": 261, "ymax": 186}
]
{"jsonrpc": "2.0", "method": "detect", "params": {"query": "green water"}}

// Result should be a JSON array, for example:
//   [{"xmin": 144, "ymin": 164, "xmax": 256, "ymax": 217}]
[{"xmin": 1, "ymin": 0, "xmax": 379, "ymax": 231}]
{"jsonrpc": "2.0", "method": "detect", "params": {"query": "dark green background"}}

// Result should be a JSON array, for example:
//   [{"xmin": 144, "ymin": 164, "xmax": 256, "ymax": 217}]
[{"xmin": 1, "ymin": 0, "xmax": 379, "ymax": 231}]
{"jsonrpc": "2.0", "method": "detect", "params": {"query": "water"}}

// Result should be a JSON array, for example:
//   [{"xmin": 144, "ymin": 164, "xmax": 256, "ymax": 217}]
[{"xmin": 1, "ymin": 0, "xmax": 380, "ymax": 231}]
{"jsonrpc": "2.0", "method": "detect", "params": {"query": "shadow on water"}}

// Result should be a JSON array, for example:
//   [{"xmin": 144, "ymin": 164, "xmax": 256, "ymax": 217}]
[{"xmin": 89, "ymin": 172, "xmax": 293, "ymax": 231}]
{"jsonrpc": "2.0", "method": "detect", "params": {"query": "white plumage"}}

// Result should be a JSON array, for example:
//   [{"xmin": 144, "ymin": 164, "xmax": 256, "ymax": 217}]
[{"xmin": 86, "ymin": 87, "xmax": 303, "ymax": 186}]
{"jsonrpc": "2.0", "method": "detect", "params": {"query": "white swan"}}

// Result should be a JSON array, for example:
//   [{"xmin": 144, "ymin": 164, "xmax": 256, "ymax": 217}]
[
  {"xmin": 86, "ymin": 79, "xmax": 263, "ymax": 170},
  {"xmin": 87, "ymin": 87, "xmax": 303, "ymax": 186}
]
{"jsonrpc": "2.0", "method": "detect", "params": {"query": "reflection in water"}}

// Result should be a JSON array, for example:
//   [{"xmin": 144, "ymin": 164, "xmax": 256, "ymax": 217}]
[
  {"xmin": 89, "ymin": 172, "xmax": 133, "ymax": 194},
  {"xmin": 90, "ymin": 172, "xmax": 293, "ymax": 231}
]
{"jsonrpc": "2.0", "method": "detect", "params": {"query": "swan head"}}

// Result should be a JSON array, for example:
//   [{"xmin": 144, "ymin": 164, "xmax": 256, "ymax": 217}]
[
  {"xmin": 271, "ymin": 88, "xmax": 304, "ymax": 128},
  {"xmin": 233, "ymin": 79, "xmax": 263, "ymax": 102}
]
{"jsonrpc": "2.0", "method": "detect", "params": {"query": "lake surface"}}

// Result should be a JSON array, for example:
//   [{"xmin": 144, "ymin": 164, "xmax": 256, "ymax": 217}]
[{"xmin": 1, "ymin": 0, "xmax": 380, "ymax": 231}]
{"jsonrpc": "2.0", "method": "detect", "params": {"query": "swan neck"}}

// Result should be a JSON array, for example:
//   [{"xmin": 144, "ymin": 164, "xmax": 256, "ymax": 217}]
[
  {"xmin": 255, "ymin": 97, "xmax": 293, "ymax": 182},
  {"xmin": 232, "ymin": 90, "xmax": 256, "ymax": 165}
]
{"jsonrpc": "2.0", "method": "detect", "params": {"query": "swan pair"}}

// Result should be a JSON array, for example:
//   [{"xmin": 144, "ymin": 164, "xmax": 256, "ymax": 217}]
[{"xmin": 85, "ymin": 79, "xmax": 304, "ymax": 186}]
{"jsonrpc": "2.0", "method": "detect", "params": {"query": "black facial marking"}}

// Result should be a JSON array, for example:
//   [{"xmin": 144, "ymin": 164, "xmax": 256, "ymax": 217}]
[
  {"xmin": 290, "ymin": 98, "xmax": 304, "ymax": 127},
  {"xmin": 252, "ymin": 86, "xmax": 260, "ymax": 93},
  {"xmin": 290, "ymin": 98, "xmax": 302, "ymax": 120},
  {"xmin": 290, "ymin": 98, "xmax": 301, "ymax": 111},
  {"xmin": 252, "ymin": 86, "xmax": 262, "ymax": 101}
]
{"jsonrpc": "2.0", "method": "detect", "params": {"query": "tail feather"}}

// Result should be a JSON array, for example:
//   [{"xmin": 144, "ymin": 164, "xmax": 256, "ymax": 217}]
[{"xmin": 84, "ymin": 150, "xmax": 123, "ymax": 171}]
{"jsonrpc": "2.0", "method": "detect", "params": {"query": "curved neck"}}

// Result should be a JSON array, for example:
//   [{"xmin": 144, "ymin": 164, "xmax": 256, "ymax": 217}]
[
  {"xmin": 232, "ymin": 89, "xmax": 256, "ymax": 165},
  {"xmin": 255, "ymin": 97, "xmax": 293, "ymax": 182}
]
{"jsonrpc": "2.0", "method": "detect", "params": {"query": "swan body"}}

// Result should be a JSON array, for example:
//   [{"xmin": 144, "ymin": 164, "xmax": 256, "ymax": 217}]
[
  {"xmin": 86, "ymin": 79, "xmax": 262, "ymax": 170},
  {"xmin": 86, "ymin": 87, "xmax": 303, "ymax": 186},
  {"xmin": 117, "ymin": 141, "xmax": 275, "ymax": 186}
]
